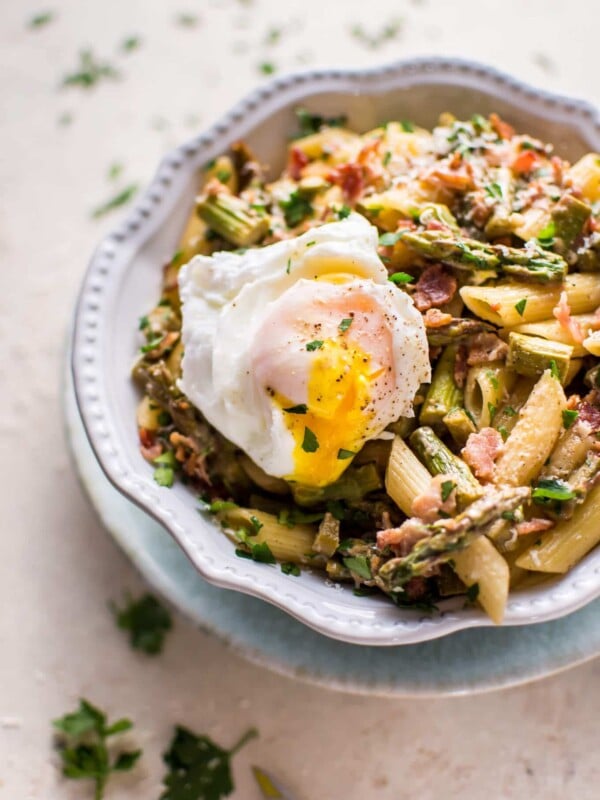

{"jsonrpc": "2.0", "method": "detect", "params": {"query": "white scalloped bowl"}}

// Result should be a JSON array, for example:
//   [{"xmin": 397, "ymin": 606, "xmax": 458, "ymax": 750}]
[{"xmin": 72, "ymin": 58, "xmax": 600, "ymax": 646}]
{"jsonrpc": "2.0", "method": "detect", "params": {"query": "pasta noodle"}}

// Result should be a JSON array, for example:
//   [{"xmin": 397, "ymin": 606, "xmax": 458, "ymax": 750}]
[
  {"xmin": 464, "ymin": 362, "xmax": 514, "ymax": 428},
  {"xmin": 452, "ymin": 536, "xmax": 509, "ymax": 624},
  {"xmin": 385, "ymin": 435, "xmax": 431, "ymax": 516}
]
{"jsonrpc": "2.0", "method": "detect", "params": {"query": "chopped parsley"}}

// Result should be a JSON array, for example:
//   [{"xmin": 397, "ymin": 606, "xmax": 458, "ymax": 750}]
[
  {"xmin": 378, "ymin": 231, "xmax": 404, "ymax": 246},
  {"xmin": 112, "ymin": 593, "xmax": 173, "ymax": 654},
  {"xmin": 306, "ymin": 340, "xmax": 324, "ymax": 351},
  {"xmin": 283, "ymin": 404, "xmax": 308, "ymax": 414},
  {"xmin": 107, "ymin": 162, "xmax": 123, "ymax": 181},
  {"xmin": 485, "ymin": 182, "xmax": 504, "ymax": 201},
  {"xmin": 501, "ymin": 510, "xmax": 517, "ymax": 521},
  {"xmin": 141, "ymin": 333, "xmax": 165, "ymax": 353},
  {"xmin": 121, "ymin": 35, "xmax": 141, "ymax": 53},
  {"xmin": 515, "ymin": 298, "xmax": 527, "ymax": 317},
  {"xmin": 440, "ymin": 480, "xmax": 455, "ymax": 502},
  {"xmin": 301, "ymin": 427, "xmax": 319, "ymax": 453},
  {"xmin": 350, "ymin": 19, "xmax": 403, "ymax": 50},
  {"xmin": 204, "ymin": 499, "xmax": 238, "ymax": 514},
  {"xmin": 382, "ymin": 150, "xmax": 392, "ymax": 166},
  {"xmin": 294, "ymin": 107, "xmax": 347, "ymax": 137},
  {"xmin": 92, "ymin": 183, "xmax": 138, "ymax": 218},
  {"xmin": 549, "ymin": 359, "xmax": 561, "ymax": 380},
  {"xmin": 281, "ymin": 562, "xmax": 301, "ymax": 576},
  {"xmin": 161, "ymin": 725, "xmax": 257, "ymax": 800},
  {"xmin": 498, "ymin": 426, "xmax": 509, "ymax": 441},
  {"xmin": 465, "ymin": 582, "xmax": 480, "ymax": 603},
  {"xmin": 138, "ymin": 315, "xmax": 149, "ymax": 330},
  {"xmin": 400, "ymin": 120, "xmax": 414, "ymax": 132},
  {"xmin": 562, "ymin": 409, "xmax": 579, "ymax": 429},
  {"xmin": 235, "ymin": 539, "xmax": 276, "ymax": 564},
  {"xmin": 28, "ymin": 10, "xmax": 54, "ymax": 28},
  {"xmin": 343, "ymin": 555, "xmax": 372, "ymax": 580},
  {"xmin": 249, "ymin": 515, "xmax": 263, "ymax": 534},
  {"xmin": 504, "ymin": 405, "xmax": 517, "ymax": 417},
  {"xmin": 487, "ymin": 402, "xmax": 497, "ymax": 422},
  {"xmin": 532, "ymin": 478, "xmax": 576, "ymax": 502},
  {"xmin": 338, "ymin": 317, "xmax": 353, "ymax": 333},
  {"xmin": 278, "ymin": 508, "xmax": 324, "ymax": 527},
  {"xmin": 216, "ymin": 168, "xmax": 231, "ymax": 183},
  {"xmin": 286, "ymin": 258, "xmax": 292, "ymax": 274},
  {"xmin": 279, "ymin": 191, "xmax": 312, "ymax": 227},
  {"xmin": 175, "ymin": 12, "xmax": 199, "ymax": 27},
  {"xmin": 337, "ymin": 448, "xmax": 355, "ymax": 460},
  {"xmin": 62, "ymin": 49, "xmax": 120, "ymax": 90},
  {"xmin": 259, "ymin": 61, "xmax": 276, "ymax": 75},
  {"xmin": 537, "ymin": 220, "xmax": 556, "ymax": 249},
  {"xmin": 337, "ymin": 204, "xmax": 351, "ymax": 219},
  {"xmin": 53, "ymin": 699, "xmax": 141, "ymax": 800},
  {"xmin": 389, "ymin": 271, "xmax": 414, "ymax": 284}
]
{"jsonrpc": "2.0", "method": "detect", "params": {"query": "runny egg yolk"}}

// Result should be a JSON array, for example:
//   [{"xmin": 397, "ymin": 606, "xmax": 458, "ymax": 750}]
[{"xmin": 275, "ymin": 337, "xmax": 383, "ymax": 487}]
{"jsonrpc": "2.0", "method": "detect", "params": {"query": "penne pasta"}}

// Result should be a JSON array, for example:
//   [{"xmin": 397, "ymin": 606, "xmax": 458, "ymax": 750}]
[
  {"xmin": 460, "ymin": 273, "xmax": 600, "ymax": 327},
  {"xmin": 516, "ymin": 482, "xmax": 600, "ymax": 573},
  {"xmin": 494, "ymin": 370, "xmax": 566, "ymax": 486},
  {"xmin": 221, "ymin": 507, "xmax": 317, "ymax": 565},
  {"xmin": 452, "ymin": 536, "xmax": 509, "ymax": 624},
  {"xmin": 583, "ymin": 330, "xmax": 600, "ymax": 356},
  {"xmin": 385, "ymin": 435, "xmax": 432, "ymax": 516},
  {"xmin": 464, "ymin": 362, "xmax": 515, "ymax": 429},
  {"xmin": 505, "ymin": 314, "xmax": 600, "ymax": 357}
]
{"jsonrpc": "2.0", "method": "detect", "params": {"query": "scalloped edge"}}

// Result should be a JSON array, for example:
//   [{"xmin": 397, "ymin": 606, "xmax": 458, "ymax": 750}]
[{"xmin": 72, "ymin": 57, "xmax": 600, "ymax": 646}]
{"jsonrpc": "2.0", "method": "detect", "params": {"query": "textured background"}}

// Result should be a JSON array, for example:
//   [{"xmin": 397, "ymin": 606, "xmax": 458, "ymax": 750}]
[{"xmin": 2, "ymin": 1, "xmax": 600, "ymax": 798}]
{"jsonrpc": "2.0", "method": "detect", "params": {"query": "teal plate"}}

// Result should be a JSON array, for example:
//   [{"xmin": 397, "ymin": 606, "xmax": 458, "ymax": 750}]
[{"xmin": 65, "ymin": 374, "xmax": 600, "ymax": 696}]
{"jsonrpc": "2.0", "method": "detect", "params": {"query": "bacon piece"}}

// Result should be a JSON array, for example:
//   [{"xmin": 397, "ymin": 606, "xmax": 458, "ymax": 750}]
[
  {"xmin": 424, "ymin": 168, "xmax": 474, "ymax": 192},
  {"xmin": 511, "ymin": 149, "xmax": 539, "ymax": 175},
  {"xmin": 551, "ymin": 156, "xmax": 564, "ymax": 186},
  {"xmin": 327, "ymin": 162, "xmax": 364, "ymax": 202},
  {"xmin": 376, "ymin": 520, "xmax": 429, "ymax": 556},
  {"xmin": 413, "ymin": 264, "xmax": 458, "ymax": 312},
  {"xmin": 553, "ymin": 291, "xmax": 585, "ymax": 344},
  {"xmin": 515, "ymin": 518, "xmax": 554, "ymax": 536},
  {"xmin": 462, "ymin": 427, "xmax": 504, "ymax": 483},
  {"xmin": 454, "ymin": 344, "xmax": 468, "ymax": 389},
  {"xmin": 287, "ymin": 146, "xmax": 309, "ymax": 180},
  {"xmin": 423, "ymin": 308, "xmax": 453, "ymax": 328},
  {"xmin": 466, "ymin": 332, "xmax": 509, "ymax": 365},
  {"xmin": 490, "ymin": 112, "xmax": 515, "ymax": 141},
  {"xmin": 411, "ymin": 474, "xmax": 457, "ymax": 523},
  {"xmin": 578, "ymin": 401, "xmax": 600, "ymax": 432},
  {"xmin": 357, "ymin": 137, "xmax": 381, "ymax": 165}
]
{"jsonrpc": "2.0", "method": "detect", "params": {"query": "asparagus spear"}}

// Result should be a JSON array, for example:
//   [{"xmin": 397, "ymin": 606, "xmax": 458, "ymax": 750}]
[
  {"xmin": 443, "ymin": 407, "xmax": 477, "ymax": 447},
  {"xmin": 409, "ymin": 426, "xmax": 483, "ymax": 505},
  {"xmin": 420, "ymin": 346, "xmax": 464, "ymax": 428},
  {"xmin": 425, "ymin": 318, "xmax": 495, "ymax": 347},
  {"xmin": 506, "ymin": 332, "xmax": 573, "ymax": 384},
  {"xmin": 401, "ymin": 229, "xmax": 567, "ymax": 282},
  {"xmin": 313, "ymin": 512, "xmax": 340, "ymax": 557},
  {"xmin": 375, "ymin": 486, "xmax": 530, "ymax": 592},
  {"xmin": 551, "ymin": 195, "xmax": 591, "ymax": 253},
  {"xmin": 196, "ymin": 190, "xmax": 269, "ymax": 247}
]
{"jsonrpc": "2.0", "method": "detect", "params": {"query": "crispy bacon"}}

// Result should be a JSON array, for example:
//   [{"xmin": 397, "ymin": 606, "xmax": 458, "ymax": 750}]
[
  {"xmin": 423, "ymin": 308, "xmax": 453, "ymax": 328},
  {"xmin": 515, "ymin": 518, "xmax": 554, "ymax": 536},
  {"xmin": 466, "ymin": 332, "xmax": 509, "ymax": 365},
  {"xmin": 327, "ymin": 162, "xmax": 365, "ymax": 202},
  {"xmin": 287, "ymin": 146, "xmax": 309, "ymax": 181},
  {"xmin": 511, "ymin": 149, "xmax": 539, "ymax": 175},
  {"xmin": 553, "ymin": 291, "xmax": 585, "ymax": 344},
  {"xmin": 490, "ymin": 112, "xmax": 515, "ymax": 141},
  {"xmin": 462, "ymin": 427, "xmax": 504, "ymax": 483},
  {"xmin": 376, "ymin": 520, "xmax": 429, "ymax": 556},
  {"xmin": 413, "ymin": 264, "xmax": 458, "ymax": 312},
  {"xmin": 578, "ymin": 401, "xmax": 600, "ymax": 432},
  {"xmin": 411, "ymin": 474, "xmax": 457, "ymax": 523}
]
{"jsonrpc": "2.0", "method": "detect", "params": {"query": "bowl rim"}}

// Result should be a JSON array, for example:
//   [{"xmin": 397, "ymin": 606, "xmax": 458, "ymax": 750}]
[{"xmin": 71, "ymin": 56, "xmax": 600, "ymax": 646}]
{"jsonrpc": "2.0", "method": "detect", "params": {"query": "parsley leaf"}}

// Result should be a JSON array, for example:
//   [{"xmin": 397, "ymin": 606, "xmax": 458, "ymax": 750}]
[
  {"xmin": 121, "ymin": 35, "xmax": 141, "ymax": 53},
  {"xmin": 281, "ymin": 562, "xmax": 301, "ymax": 576},
  {"xmin": 277, "ymin": 508, "xmax": 324, "ymax": 527},
  {"xmin": 532, "ymin": 478, "xmax": 576, "ymax": 502},
  {"xmin": 562, "ymin": 409, "xmax": 579, "ymax": 429},
  {"xmin": 400, "ymin": 120, "xmax": 414, "ymax": 132},
  {"xmin": 283, "ymin": 404, "xmax": 308, "ymax": 414},
  {"xmin": 549, "ymin": 359, "xmax": 561, "ymax": 380},
  {"xmin": 337, "ymin": 448, "xmax": 355, "ymax": 460},
  {"xmin": 382, "ymin": 150, "xmax": 392, "ymax": 166},
  {"xmin": 343, "ymin": 555, "xmax": 372, "ymax": 580},
  {"xmin": 294, "ymin": 108, "xmax": 347, "ymax": 137},
  {"xmin": 515, "ymin": 298, "xmax": 527, "ymax": 317},
  {"xmin": 62, "ymin": 49, "xmax": 120, "ymax": 90},
  {"xmin": 485, "ymin": 182, "xmax": 504, "ymax": 201},
  {"xmin": 465, "ymin": 583, "xmax": 480, "ymax": 603},
  {"xmin": 249, "ymin": 515, "xmax": 263, "ymax": 534},
  {"xmin": 378, "ymin": 231, "xmax": 403, "ymax": 246},
  {"xmin": 301, "ymin": 427, "xmax": 319, "ymax": 453},
  {"xmin": 236, "ymin": 540, "xmax": 276, "ymax": 564},
  {"xmin": 53, "ymin": 700, "xmax": 140, "ymax": 800},
  {"xmin": 504, "ymin": 405, "xmax": 517, "ymax": 417},
  {"xmin": 279, "ymin": 191, "xmax": 312, "ymax": 227},
  {"xmin": 487, "ymin": 402, "xmax": 497, "ymax": 422},
  {"xmin": 537, "ymin": 221, "xmax": 556, "ymax": 249},
  {"xmin": 92, "ymin": 183, "xmax": 138, "ymax": 218},
  {"xmin": 338, "ymin": 317, "xmax": 353, "ymax": 333},
  {"xmin": 337, "ymin": 205, "xmax": 351, "ymax": 219},
  {"xmin": 161, "ymin": 726, "xmax": 257, "ymax": 800},
  {"xmin": 306, "ymin": 340, "xmax": 323, "ymax": 351},
  {"xmin": 441, "ymin": 480, "xmax": 455, "ymax": 502},
  {"xmin": 112, "ymin": 593, "xmax": 172, "ymax": 655},
  {"xmin": 389, "ymin": 271, "xmax": 414, "ymax": 284},
  {"xmin": 28, "ymin": 11, "xmax": 54, "ymax": 28},
  {"xmin": 259, "ymin": 61, "xmax": 276, "ymax": 75}
]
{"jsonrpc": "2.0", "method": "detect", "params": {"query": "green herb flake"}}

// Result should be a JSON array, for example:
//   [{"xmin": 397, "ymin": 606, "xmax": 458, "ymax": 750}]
[
  {"xmin": 138, "ymin": 315, "xmax": 149, "ymax": 330},
  {"xmin": 53, "ymin": 699, "xmax": 141, "ymax": 800},
  {"xmin": 562, "ymin": 409, "xmax": 579, "ymax": 429},
  {"xmin": 249, "ymin": 515, "xmax": 263, "ymax": 534},
  {"xmin": 532, "ymin": 478, "xmax": 576, "ymax": 502},
  {"xmin": 504, "ymin": 405, "xmax": 517, "ymax": 417},
  {"xmin": 62, "ymin": 49, "xmax": 120, "ymax": 90},
  {"xmin": 259, "ymin": 61, "xmax": 276, "ymax": 75},
  {"xmin": 337, "ymin": 204, "xmax": 351, "ymax": 220},
  {"xmin": 281, "ymin": 562, "xmax": 301, "ymax": 576},
  {"xmin": 92, "ymin": 183, "xmax": 138, "ymax": 218},
  {"xmin": 338, "ymin": 317, "xmax": 353, "ymax": 333},
  {"xmin": 171, "ymin": 250, "xmax": 184, "ymax": 265},
  {"xmin": 279, "ymin": 190, "xmax": 312, "ymax": 227},
  {"xmin": 294, "ymin": 108, "xmax": 347, "ymax": 137},
  {"xmin": 140, "ymin": 333, "xmax": 165, "ymax": 353},
  {"xmin": 389, "ymin": 271, "xmax": 414, "ymax": 284},
  {"xmin": 175, "ymin": 12, "xmax": 199, "ymax": 27},
  {"xmin": 305, "ymin": 240, "xmax": 316, "ymax": 247},
  {"xmin": 153, "ymin": 465, "xmax": 174, "ymax": 488},
  {"xmin": 400, "ymin": 120, "xmax": 414, "ymax": 132},
  {"xmin": 207, "ymin": 499, "xmax": 238, "ymax": 514},
  {"xmin": 498, "ymin": 426, "xmax": 509, "ymax": 441},
  {"xmin": 107, "ymin": 162, "xmax": 123, "ymax": 181},
  {"xmin": 485, "ymin": 182, "xmax": 504, "ymax": 201},
  {"xmin": 157, "ymin": 411, "xmax": 172, "ymax": 426},
  {"xmin": 301, "ymin": 427, "xmax": 319, "ymax": 453},
  {"xmin": 306, "ymin": 340, "xmax": 324, "ymax": 351},
  {"xmin": 28, "ymin": 10, "xmax": 54, "ymax": 28},
  {"xmin": 487, "ymin": 402, "xmax": 497, "ymax": 422},
  {"xmin": 216, "ymin": 168, "xmax": 231, "ymax": 183},
  {"xmin": 112, "ymin": 593, "xmax": 172, "ymax": 654},
  {"xmin": 515, "ymin": 298, "xmax": 527, "ymax": 317},
  {"xmin": 537, "ymin": 220, "xmax": 556, "ymax": 249},
  {"xmin": 283, "ymin": 404, "xmax": 308, "ymax": 414},
  {"xmin": 378, "ymin": 231, "xmax": 403, "ymax": 246},
  {"xmin": 244, "ymin": 540, "xmax": 276, "ymax": 564},
  {"xmin": 501, "ymin": 510, "xmax": 516, "ymax": 521},
  {"xmin": 382, "ymin": 150, "xmax": 392, "ymax": 167},
  {"xmin": 343, "ymin": 555, "xmax": 372, "ymax": 580},
  {"xmin": 161, "ymin": 725, "xmax": 257, "ymax": 800},
  {"xmin": 121, "ymin": 35, "xmax": 141, "ymax": 53},
  {"xmin": 286, "ymin": 258, "xmax": 292, "ymax": 274},
  {"xmin": 440, "ymin": 480, "xmax": 455, "ymax": 502},
  {"xmin": 277, "ymin": 508, "xmax": 324, "ymax": 527},
  {"xmin": 549, "ymin": 359, "xmax": 560, "ymax": 380},
  {"xmin": 337, "ymin": 448, "xmax": 355, "ymax": 460},
  {"xmin": 465, "ymin": 582, "xmax": 480, "ymax": 603}
]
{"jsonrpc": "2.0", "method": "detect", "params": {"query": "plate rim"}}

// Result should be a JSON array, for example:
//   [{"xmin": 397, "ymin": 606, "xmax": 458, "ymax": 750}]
[{"xmin": 71, "ymin": 55, "xmax": 600, "ymax": 646}]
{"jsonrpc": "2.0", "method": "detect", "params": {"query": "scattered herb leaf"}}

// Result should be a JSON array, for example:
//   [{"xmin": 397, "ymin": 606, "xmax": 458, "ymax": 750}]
[
  {"xmin": 441, "ymin": 480, "xmax": 455, "ymax": 502},
  {"xmin": 112, "ymin": 593, "xmax": 172, "ymax": 654},
  {"xmin": 549, "ymin": 359, "xmax": 560, "ymax": 380},
  {"xmin": 537, "ymin": 220, "xmax": 556, "ymax": 249},
  {"xmin": 337, "ymin": 448, "xmax": 355, "ymax": 460},
  {"xmin": 28, "ymin": 10, "xmax": 54, "ymax": 28},
  {"xmin": 283, "ymin": 404, "xmax": 308, "ymax": 414},
  {"xmin": 306, "ymin": 340, "xmax": 324, "ymax": 351},
  {"xmin": 485, "ymin": 182, "xmax": 504, "ymax": 201},
  {"xmin": 140, "ymin": 333, "xmax": 165, "ymax": 353},
  {"xmin": 279, "ymin": 191, "xmax": 312, "ymax": 227},
  {"xmin": 465, "ymin": 582, "xmax": 480, "ymax": 603},
  {"xmin": 281, "ymin": 562, "xmax": 301, "ymax": 576},
  {"xmin": 504, "ymin": 405, "xmax": 517, "ymax": 417},
  {"xmin": 277, "ymin": 508, "xmax": 324, "ymax": 527},
  {"xmin": 388, "ymin": 271, "xmax": 414, "ymax": 284},
  {"xmin": 337, "ymin": 205, "xmax": 351, "ymax": 220},
  {"xmin": 487, "ymin": 402, "xmax": 497, "ymax": 422},
  {"xmin": 259, "ymin": 61, "xmax": 276, "ymax": 75},
  {"xmin": 216, "ymin": 169, "xmax": 231, "ymax": 183},
  {"xmin": 562, "ymin": 409, "xmax": 579, "ymax": 429},
  {"xmin": 301, "ymin": 427, "xmax": 319, "ymax": 453},
  {"xmin": 343, "ymin": 555, "xmax": 372, "ymax": 580},
  {"xmin": 249, "ymin": 515, "xmax": 263, "ymax": 534},
  {"xmin": 121, "ymin": 35, "xmax": 141, "ymax": 53},
  {"xmin": 107, "ymin": 162, "xmax": 123, "ymax": 181},
  {"xmin": 382, "ymin": 150, "xmax": 392, "ymax": 167},
  {"xmin": 378, "ymin": 231, "xmax": 403, "ymax": 246},
  {"xmin": 175, "ymin": 12, "xmax": 199, "ymax": 27},
  {"xmin": 62, "ymin": 49, "xmax": 120, "ymax": 90},
  {"xmin": 338, "ymin": 317, "xmax": 353, "ymax": 333},
  {"xmin": 294, "ymin": 108, "xmax": 347, "ymax": 137},
  {"xmin": 92, "ymin": 183, "xmax": 138, "ymax": 218},
  {"xmin": 236, "ymin": 540, "xmax": 276, "ymax": 564},
  {"xmin": 515, "ymin": 298, "xmax": 527, "ymax": 317},
  {"xmin": 400, "ymin": 120, "xmax": 414, "ymax": 132},
  {"xmin": 532, "ymin": 478, "xmax": 576, "ymax": 502}
]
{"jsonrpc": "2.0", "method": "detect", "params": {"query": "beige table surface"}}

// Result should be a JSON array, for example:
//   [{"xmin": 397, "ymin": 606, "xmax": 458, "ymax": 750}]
[{"xmin": 2, "ymin": 1, "xmax": 600, "ymax": 798}]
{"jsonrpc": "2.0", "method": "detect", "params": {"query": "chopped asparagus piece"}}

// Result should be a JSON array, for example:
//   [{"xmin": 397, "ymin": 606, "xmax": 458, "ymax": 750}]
[
  {"xmin": 401, "ymin": 229, "xmax": 567, "ymax": 283},
  {"xmin": 375, "ymin": 486, "xmax": 530, "ymax": 592},
  {"xmin": 443, "ymin": 407, "xmax": 477, "ymax": 447},
  {"xmin": 506, "ymin": 332, "xmax": 573, "ymax": 384},
  {"xmin": 484, "ymin": 167, "xmax": 516, "ymax": 239},
  {"xmin": 420, "ymin": 346, "xmax": 464, "ymax": 428},
  {"xmin": 313, "ymin": 512, "xmax": 340, "ymax": 557},
  {"xmin": 196, "ymin": 191, "xmax": 269, "ymax": 247},
  {"xmin": 551, "ymin": 194, "xmax": 591, "ymax": 252},
  {"xmin": 409, "ymin": 426, "xmax": 483, "ymax": 505},
  {"xmin": 425, "ymin": 318, "xmax": 495, "ymax": 346},
  {"xmin": 417, "ymin": 203, "xmax": 459, "ymax": 231}
]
